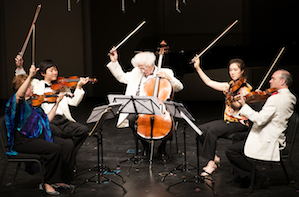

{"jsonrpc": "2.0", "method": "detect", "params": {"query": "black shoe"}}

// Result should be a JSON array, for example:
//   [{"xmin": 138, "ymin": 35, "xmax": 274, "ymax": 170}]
[
  {"xmin": 158, "ymin": 152, "xmax": 169, "ymax": 164},
  {"xmin": 239, "ymin": 176, "xmax": 250, "ymax": 188},
  {"xmin": 227, "ymin": 175, "xmax": 241, "ymax": 184},
  {"xmin": 51, "ymin": 184, "xmax": 75, "ymax": 189},
  {"xmin": 254, "ymin": 173, "xmax": 270, "ymax": 189}
]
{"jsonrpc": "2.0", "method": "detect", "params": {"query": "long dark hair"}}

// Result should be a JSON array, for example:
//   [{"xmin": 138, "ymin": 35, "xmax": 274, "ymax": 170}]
[{"xmin": 228, "ymin": 58, "xmax": 247, "ymax": 79}]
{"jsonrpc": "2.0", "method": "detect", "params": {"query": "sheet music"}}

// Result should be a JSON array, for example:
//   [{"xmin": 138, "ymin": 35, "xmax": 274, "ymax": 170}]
[
  {"xmin": 86, "ymin": 103, "xmax": 120, "ymax": 123},
  {"xmin": 107, "ymin": 94, "xmax": 162, "ymax": 116},
  {"xmin": 180, "ymin": 111, "xmax": 202, "ymax": 136}
]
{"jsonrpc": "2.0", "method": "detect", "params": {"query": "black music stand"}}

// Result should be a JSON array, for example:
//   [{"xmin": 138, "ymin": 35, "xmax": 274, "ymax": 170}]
[
  {"xmin": 72, "ymin": 104, "xmax": 127, "ymax": 194},
  {"xmin": 161, "ymin": 101, "xmax": 197, "ymax": 182},
  {"xmin": 161, "ymin": 101, "xmax": 217, "ymax": 196},
  {"xmin": 107, "ymin": 94, "xmax": 162, "ymax": 175}
]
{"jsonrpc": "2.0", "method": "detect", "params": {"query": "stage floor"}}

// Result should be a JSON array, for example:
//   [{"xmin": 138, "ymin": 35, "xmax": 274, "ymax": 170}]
[{"xmin": 1, "ymin": 98, "xmax": 299, "ymax": 197}]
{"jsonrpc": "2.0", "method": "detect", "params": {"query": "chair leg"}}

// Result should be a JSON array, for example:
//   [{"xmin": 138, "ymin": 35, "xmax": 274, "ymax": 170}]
[
  {"xmin": 250, "ymin": 161, "xmax": 257, "ymax": 193},
  {"xmin": 12, "ymin": 162, "xmax": 21, "ymax": 185},
  {"xmin": 175, "ymin": 121, "xmax": 179, "ymax": 154},
  {"xmin": 280, "ymin": 160, "xmax": 290, "ymax": 184},
  {"xmin": 0, "ymin": 162, "xmax": 8, "ymax": 185},
  {"xmin": 36, "ymin": 160, "xmax": 45, "ymax": 193},
  {"xmin": 289, "ymin": 158, "xmax": 299, "ymax": 184},
  {"xmin": 169, "ymin": 136, "xmax": 172, "ymax": 161},
  {"xmin": 286, "ymin": 157, "xmax": 299, "ymax": 184}
]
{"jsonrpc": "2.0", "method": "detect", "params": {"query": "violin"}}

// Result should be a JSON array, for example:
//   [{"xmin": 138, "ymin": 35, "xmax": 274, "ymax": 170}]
[
  {"xmin": 51, "ymin": 76, "xmax": 97, "ymax": 92},
  {"xmin": 245, "ymin": 88, "xmax": 277, "ymax": 104},
  {"xmin": 227, "ymin": 88, "xmax": 277, "ymax": 106},
  {"xmin": 225, "ymin": 77, "xmax": 246, "ymax": 105},
  {"xmin": 31, "ymin": 92, "xmax": 73, "ymax": 106}
]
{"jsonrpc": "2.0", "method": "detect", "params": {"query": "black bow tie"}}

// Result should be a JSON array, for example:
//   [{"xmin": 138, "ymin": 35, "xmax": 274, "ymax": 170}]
[{"xmin": 45, "ymin": 83, "xmax": 51, "ymax": 88}]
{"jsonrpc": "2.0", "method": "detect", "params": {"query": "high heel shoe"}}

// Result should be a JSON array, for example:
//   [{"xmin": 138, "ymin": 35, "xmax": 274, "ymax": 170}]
[
  {"xmin": 214, "ymin": 155, "xmax": 221, "ymax": 167},
  {"xmin": 39, "ymin": 184, "xmax": 60, "ymax": 196},
  {"xmin": 201, "ymin": 161, "xmax": 217, "ymax": 177}
]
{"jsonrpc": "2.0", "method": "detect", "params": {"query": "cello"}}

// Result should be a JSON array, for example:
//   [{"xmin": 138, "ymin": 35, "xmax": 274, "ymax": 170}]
[{"xmin": 135, "ymin": 41, "xmax": 174, "ymax": 158}]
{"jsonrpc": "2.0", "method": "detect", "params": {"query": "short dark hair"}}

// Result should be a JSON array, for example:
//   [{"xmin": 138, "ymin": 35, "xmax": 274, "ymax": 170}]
[{"xmin": 38, "ymin": 60, "xmax": 57, "ymax": 74}]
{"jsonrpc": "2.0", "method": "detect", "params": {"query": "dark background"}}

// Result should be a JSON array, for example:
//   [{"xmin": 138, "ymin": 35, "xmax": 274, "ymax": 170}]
[{"xmin": 1, "ymin": 0, "xmax": 299, "ymax": 106}]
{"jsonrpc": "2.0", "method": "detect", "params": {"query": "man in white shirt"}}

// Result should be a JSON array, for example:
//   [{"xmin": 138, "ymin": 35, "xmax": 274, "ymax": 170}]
[{"xmin": 225, "ymin": 69, "xmax": 296, "ymax": 188}]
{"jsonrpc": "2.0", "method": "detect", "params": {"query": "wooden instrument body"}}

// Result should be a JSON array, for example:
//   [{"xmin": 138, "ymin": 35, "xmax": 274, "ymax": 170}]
[
  {"xmin": 31, "ymin": 92, "xmax": 57, "ymax": 106},
  {"xmin": 245, "ymin": 88, "xmax": 277, "ymax": 104},
  {"xmin": 136, "ymin": 78, "xmax": 174, "ymax": 140},
  {"xmin": 51, "ymin": 76, "xmax": 97, "ymax": 92},
  {"xmin": 135, "ymin": 41, "xmax": 174, "ymax": 140}
]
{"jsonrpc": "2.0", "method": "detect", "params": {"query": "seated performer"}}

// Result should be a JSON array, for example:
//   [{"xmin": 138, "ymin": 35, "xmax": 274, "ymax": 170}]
[
  {"xmin": 15, "ymin": 55, "xmax": 89, "ymax": 156},
  {"xmin": 5, "ymin": 65, "xmax": 76, "ymax": 195},
  {"xmin": 107, "ymin": 47, "xmax": 184, "ymax": 162},
  {"xmin": 192, "ymin": 56, "xmax": 252, "ymax": 176},
  {"xmin": 225, "ymin": 69, "xmax": 296, "ymax": 188}
]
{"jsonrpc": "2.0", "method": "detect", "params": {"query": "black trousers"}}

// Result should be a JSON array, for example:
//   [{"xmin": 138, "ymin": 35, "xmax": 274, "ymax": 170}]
[
  {"xmin": 15, "ymin": 133, "xmax": 75, "ymax": 184},
  {"xmin": 50, "ymin": 115, "xmax": 89, "ymax": 154},
  {"xmin": 197, "ymin": 119, "xmax": 248, "ymax": 161},
  {"xmin": 225, "ymin": 133, "xmax": 265, "ymax": 181},
  {"xmin": 225, "ymin": 138, "xmax": 253, "ymax": 179}
]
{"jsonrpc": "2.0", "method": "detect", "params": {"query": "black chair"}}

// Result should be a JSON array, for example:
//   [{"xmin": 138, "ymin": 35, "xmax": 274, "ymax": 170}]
[
  {"xmin": 250, "ymin": 112, "xmax": 299, "ymax": 192},
  {"xmin": 0, "ymin": 116, "xmax": 45, "ymax": 190}
]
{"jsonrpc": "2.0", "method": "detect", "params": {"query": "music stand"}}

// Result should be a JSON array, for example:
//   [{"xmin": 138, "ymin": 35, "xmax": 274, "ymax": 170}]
[
  {"xmin": 107, "ymin": 94, "xmax": 162, "ymax": 174},
  {"xmin": 72, "ymin": 104, "xmax": 127, "ymax": 194},
  {"xmin": 161, "ymin": 101, "xmax": 217, "ymax": 195},
  {"xmin": 161, "ymin": 101, "xmax": 197, "ymax": 182}
]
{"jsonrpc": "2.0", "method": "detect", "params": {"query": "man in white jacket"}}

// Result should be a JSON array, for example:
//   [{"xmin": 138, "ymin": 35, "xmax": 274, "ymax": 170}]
[
  {"xmin": 107, "ymin": 47, "xmax": 183, "ymax": 162},
  {"xmin": 225, "ymin": 69, "xmax": 296, "ymax": 188},
  {"xmin": 15, "ymin": 56, "xmax": 89, "ymax": 156}
]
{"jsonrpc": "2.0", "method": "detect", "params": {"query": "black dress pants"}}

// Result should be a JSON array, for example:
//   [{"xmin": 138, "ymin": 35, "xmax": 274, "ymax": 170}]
[
  {"xmin": 198, "ymin": 119, "xmax": 248, "ymax": 161},
  {"xmin": 14, "ymin": 133, "xmax": 75, "ymax": 184},
  {"xmin": 50, "ymin": 115, "xmax": 89, "ymax": 155},
  {"xmin": 225, "ymin": 139, "xmax": 253, "ymax": 178}
]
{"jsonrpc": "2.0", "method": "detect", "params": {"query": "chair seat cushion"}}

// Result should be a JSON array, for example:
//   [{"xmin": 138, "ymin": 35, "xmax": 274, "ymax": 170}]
[{"xmin": 8, "ymin": 153, "xmax": 42, "ymax": 160}]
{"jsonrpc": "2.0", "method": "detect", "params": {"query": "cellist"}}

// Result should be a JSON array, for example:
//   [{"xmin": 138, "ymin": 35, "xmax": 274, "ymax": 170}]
[
  {"xmin": 192, "ymin": 56, "xmax": 252, "ymax": 176},
  {"xmin": 107, "ymin": 47, "xmax": 183, "ymax": 162}
]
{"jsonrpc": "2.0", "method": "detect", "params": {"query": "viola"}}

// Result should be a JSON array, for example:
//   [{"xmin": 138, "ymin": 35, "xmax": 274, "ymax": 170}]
[
  {"xmin": 136, "ymin": 40, "xmax": 174, "ymax": 140},
  {"xmin": 51, "ymin": 76, "xmax": 97, "ymax": 92},
  {"xmin": 31, "ymin": 92, "xmax": 73, "ymax": 106}
]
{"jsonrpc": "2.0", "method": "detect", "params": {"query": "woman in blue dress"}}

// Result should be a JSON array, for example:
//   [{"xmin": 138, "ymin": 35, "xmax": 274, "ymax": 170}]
[{"xmin": 5, "ymin": 65, "xmax": 76, "ymax": 195}]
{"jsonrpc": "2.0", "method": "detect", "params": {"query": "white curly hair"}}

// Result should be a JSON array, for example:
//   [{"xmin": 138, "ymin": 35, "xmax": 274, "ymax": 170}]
[{"xmin": 131, "ymin": 51, "xmax": 156, "ymax": 68}]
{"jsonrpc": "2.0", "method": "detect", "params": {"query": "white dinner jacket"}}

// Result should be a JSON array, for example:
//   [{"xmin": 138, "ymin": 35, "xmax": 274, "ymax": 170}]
[
  {"xmin": 107, "ymin": 61, "xmax": 184, "ymax": 128},
  {"xmin": 239, "ymin": 88, "xmax": 296, "ymax": 161}
]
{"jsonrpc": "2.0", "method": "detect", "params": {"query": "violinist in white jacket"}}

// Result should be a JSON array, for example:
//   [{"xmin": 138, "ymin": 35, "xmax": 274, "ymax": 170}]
[{"xmin": 225, "ymin": 69, "xmax": 296, "ymax": 188}]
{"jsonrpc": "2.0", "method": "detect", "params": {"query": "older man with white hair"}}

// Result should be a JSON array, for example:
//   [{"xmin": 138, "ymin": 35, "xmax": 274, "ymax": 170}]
[{"xmin": 107, "ymin": 47, "xmax": 183, "ymax": 163}]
